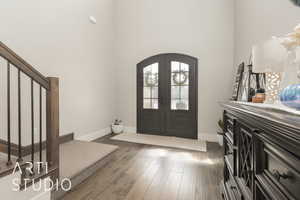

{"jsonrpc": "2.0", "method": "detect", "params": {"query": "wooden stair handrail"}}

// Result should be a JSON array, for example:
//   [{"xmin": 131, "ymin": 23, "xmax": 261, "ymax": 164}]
[
  {"xmin": 0, "ymin": 41, "xmax": 49, "ymax": 89},
  {"xmin": 46, "ymin": 77, "xmax": 60, "ymax": 181},
  {"xmin": 0, "ymin": 42, "xmax": 59, "ymax": 182}
]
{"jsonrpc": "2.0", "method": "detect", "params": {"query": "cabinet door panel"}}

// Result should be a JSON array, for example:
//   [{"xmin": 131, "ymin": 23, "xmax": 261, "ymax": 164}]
[
  {"xmin": 261, "ymin": 139, "xmax": 300, "ymax": 200},
  {"xmin": 237, "ymin": 123, "xmax": 254, "ymax": 195}
]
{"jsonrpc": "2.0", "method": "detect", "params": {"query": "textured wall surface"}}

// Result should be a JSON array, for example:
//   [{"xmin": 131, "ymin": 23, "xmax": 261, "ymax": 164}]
[
  {"xmin": 0, "ymin": 0, "xmax": 116, "ymax": 144},
  {"xmin": 114, "ymin": 0, "xmax": 235, "ymax": 140}
]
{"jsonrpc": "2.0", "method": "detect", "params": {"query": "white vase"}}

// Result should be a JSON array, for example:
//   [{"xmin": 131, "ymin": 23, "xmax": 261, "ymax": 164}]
[
  {"xmin": 111, "ymin": 124, "xmax": 124, "ymax": 134},
  {"xmin": 218, "ymin": 135, "xmax": 223, "ymax": 146}
]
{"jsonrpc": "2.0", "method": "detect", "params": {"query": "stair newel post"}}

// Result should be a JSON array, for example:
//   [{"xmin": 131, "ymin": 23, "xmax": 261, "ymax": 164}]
[{"xmin": 46, "ymin": 77, "xmax": 60, "ymax": 181}]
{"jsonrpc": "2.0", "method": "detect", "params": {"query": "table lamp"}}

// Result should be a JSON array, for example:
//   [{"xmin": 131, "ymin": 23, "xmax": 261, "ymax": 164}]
[{"xmin": 252, "ymin": 39, "xmax": 286, "ymax": 103}]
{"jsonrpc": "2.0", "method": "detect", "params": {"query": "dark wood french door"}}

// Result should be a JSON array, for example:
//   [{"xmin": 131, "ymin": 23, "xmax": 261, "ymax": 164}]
[{"xmin": 137, "ymin": 53, "xmax": 198, "ymax": 139}]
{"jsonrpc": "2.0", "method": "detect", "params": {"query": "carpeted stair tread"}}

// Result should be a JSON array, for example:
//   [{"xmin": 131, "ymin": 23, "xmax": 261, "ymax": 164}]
[{"xmin": 60, "ymin": 140, "xmax": 118, "ymax": 179}]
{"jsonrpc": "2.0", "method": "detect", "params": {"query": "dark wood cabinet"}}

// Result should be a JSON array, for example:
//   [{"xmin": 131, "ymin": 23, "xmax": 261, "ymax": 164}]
[{"xmin": 220, "ymin": 102, "xmax": 300, "ymax": 200}]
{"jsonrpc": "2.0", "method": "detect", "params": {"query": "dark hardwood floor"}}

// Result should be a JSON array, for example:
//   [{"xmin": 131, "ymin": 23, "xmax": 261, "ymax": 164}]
[{"xmin": 63, "ymin": 134, "xmax": 224, "ymax": 200}]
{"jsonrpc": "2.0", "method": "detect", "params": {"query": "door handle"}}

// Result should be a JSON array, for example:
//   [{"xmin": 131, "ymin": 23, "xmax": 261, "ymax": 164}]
[{"xmin": 272, "ymin": 170, "xmax": 293, "ymax": 181}]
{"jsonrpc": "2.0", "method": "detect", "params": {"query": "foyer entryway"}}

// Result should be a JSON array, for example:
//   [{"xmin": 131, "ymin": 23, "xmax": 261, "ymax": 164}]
[
  {"xmin": 137, "ymin": 54, "xmax": 198, "ymax": 139},
  {"xmin": 63, "ymin": 134, "xmax": 223, "ymax": 200}
]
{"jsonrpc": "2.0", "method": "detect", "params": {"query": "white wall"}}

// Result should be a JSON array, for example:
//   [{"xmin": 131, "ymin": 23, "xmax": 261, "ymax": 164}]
[
  {"xmin": 235, "ymin": 0, "xmax": 300, "ymax": 66},
  {"xmin": 114, "ymin": 0, "xmax": 235, "ymax": 141},
  {"xmin": 3, "ymin": 0, "xmax": 297, "ymax": 144},
  {"xmin": 0, "ymin": 0, "xmax": 116, "ymax": 142}
]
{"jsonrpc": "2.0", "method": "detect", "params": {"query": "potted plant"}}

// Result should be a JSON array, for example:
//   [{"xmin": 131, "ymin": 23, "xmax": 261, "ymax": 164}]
[
  {"xmin": 217, "ymin": 119, "xmax": 224, "ymax": 146},
  {"xmin": 111, "ymin": 119, "xmax": 124, "ymax": 134}
]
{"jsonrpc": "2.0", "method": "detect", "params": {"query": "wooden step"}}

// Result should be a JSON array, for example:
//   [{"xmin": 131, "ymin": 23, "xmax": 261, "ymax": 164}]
[
  {"xmin": 19, "ymin": 166, "xmax": 59, "ymax": 190},
  {"xmin": 51, "ymin": 141, "xmax": 118, "ymax": 200},
  {"xmin": 52, "ymin": 151, "xmax": 117, "ymax": 200}
]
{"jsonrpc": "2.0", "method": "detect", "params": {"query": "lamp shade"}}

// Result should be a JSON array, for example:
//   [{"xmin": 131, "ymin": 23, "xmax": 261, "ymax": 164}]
[{"xmin": 252, "ymin": 39, "xmax": 287, "ymax": 73}]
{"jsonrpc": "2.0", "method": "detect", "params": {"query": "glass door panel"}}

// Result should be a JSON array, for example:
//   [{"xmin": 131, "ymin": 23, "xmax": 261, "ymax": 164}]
[
  {"xmin": 137, "ymin": 53, "xmax": 197, "ymax": 139},
  {"xmin": 171, "ymin": 61, "xmax": 189, "ymax": 110},
  {"xmin": 143, "ymin": 63, "xmax": 159, "ymax": 109}
]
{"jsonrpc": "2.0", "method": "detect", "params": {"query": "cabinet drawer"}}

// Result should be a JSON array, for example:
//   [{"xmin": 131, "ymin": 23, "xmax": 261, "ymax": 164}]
[
  {"xmin": 227, "ymin": 120, "xmax": 234, "ymax": 135},
  {"xmin": 255, "ymin": 181, "xmax": 271, "ymax": 200},
  {"xmin": 262, "ymin": 141, "xmax": 300, "ymax": 200},
  {"xmin": 226, "ymin": 178, "xmax": 243, "ymax": 200},
  {"xmin": 225, "ymin": 137, "xmax": 237, "ymax": 176},
  {"xmin": 224, "ymin": 113, "xmax": 236, "ymax": 142},
  {"xmin": 224, "ymin": 164, "xmax": 243, "ymax": 200},
  {"xmin": 255, "ymin": 174, "xmax": 289, "ymax": 200}
]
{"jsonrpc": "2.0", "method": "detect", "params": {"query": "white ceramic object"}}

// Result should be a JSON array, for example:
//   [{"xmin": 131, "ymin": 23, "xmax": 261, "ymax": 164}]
[
  {"xmin": 111, "ymin": 124, "xmax": 124, "ymax": 134},
  {"xmin": 218, "ymin": 135, "xmax": 223, "ymax": 146},
  {"xmin": 89, "ymin": 16, "xmax": 97, "ymax": 24}
]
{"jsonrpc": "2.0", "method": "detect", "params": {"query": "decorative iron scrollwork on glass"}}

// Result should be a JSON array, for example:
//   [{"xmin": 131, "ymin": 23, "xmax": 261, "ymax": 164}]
[
  {"xmin": 144, "ymin": 71, "xmax": 158, "ymax": 87},
  {"xmin": 143, "ymin": 63, "xmax": 159, "ymax": 109},
  {"xmin": 172, "ymin": 71, "xmax": 188, "ymax": 86},
  {"xmin": 171, "ymin": 61, "xmax": 189, "ymax": 110}
]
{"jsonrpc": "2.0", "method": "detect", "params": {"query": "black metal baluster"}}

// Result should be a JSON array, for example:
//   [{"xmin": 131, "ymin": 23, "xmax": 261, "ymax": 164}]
[
  {"xmin": 17, "ymin": 69, "xmax": 22, "ymax": 162},
  {"xmin": 31, "ymin": 79, "xmax": 34, "ymax": 172},
  {"xmin": 7, "ymin": 62, "xmax": 12, "ymax": 166},
  {"xmin": 39, "ymin": 85, "xmax": 43, "ymax": 170}
]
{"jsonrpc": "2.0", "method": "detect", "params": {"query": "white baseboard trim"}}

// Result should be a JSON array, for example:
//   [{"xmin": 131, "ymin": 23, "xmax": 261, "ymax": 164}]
[
  {"xmin": 198, "ymin": 133, "xmax": 219, "ymax": 143},
  {"xmin": 123, "ymin": 126, "xmax": 137, "ymax": 133},
  {"xmin": 75, "ymin": 127, "xmax": 111, "ymax": 142}
]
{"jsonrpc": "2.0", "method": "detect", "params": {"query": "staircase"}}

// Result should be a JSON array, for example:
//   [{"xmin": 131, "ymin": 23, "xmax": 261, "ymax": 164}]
[
  {"xmin": 0, "ymin": 41, "xmax": 59, "ymax": 186},
  {"xmin": 0, "ymin": 42, "xmax": 121, "ymax": 200}
]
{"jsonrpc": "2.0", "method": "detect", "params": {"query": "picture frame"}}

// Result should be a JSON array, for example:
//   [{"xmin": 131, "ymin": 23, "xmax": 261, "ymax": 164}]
[
  {"xmin": 239, "ymin": 64, "xmax": 266, "ymax": 102},
  {"xmin": 231, "ymin": 62, "xmax": 244, "ymax": 101}
]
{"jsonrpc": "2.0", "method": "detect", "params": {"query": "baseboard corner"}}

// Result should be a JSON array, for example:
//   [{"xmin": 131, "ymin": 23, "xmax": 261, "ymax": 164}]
[
  {"xmin": 123, "ymin": 126, "xmax": 137, "ymax": 133},
  {"xmin": 198, "ymin": 133, "xmax": 219, "ymax": 143}
]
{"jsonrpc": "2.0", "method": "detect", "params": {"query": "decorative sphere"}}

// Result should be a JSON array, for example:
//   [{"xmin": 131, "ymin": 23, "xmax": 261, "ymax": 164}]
[{"xmin": 280, "ymin": 84, "xmax": 300, "ymax": 110}]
